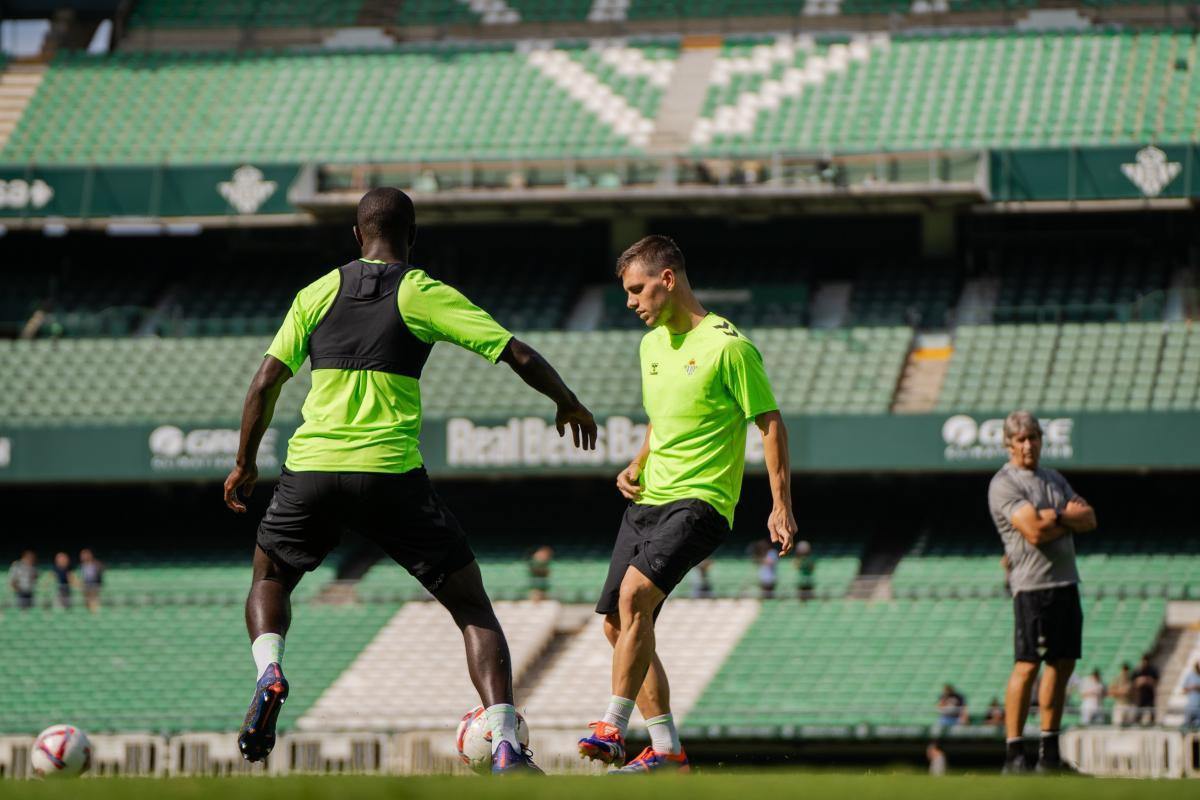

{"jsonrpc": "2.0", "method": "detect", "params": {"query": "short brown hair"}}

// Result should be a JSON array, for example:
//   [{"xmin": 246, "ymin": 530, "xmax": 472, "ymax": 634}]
[{"xmin": 616, "ymin": 234, "xmax": 685, "ymax": 277}]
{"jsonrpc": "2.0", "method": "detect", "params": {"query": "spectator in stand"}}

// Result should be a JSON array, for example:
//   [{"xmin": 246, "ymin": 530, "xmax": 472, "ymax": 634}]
[
  {"xmin": 527, "ymin": 545, "xmax": 553, "ymax": 602},
  {"xmin": 1079, "ymin": 668, "xmax": 1106, "ymax": 725},
  {"xmin": 984, "ymin": 697, "xmax": 1005, "ymax": 726},
  {"xmin": 51, "ymin": 551, "xmax": 76, "ymax": 609},
  {"xmin": 1183, "ymin": 661, "xmax": 1200, "ymax": 729},
  {"xmin": 79, "ymin": 548, "xmax": 105, "ymax": 612},
  {"xmin": 794, "ymin": 540, "xmax": 816, "ymax": 601},
  {"xmin": 751, "ymin": 540, "xmax": 777, "ymax": 599},
  {"xmin": 1132, "ymin": 653, "xmax": 1160, "ymax": 726},
  {"xmin": 937, "ymin": 684, "xmax": 967, "ymax": 728},
  {"xmin": 8, "ymin": 550, "xmax": 37, "ymax": 610},
  {"xmin": 926, "ymin": 740, "xmax": 947, "ymax": 776},
  {"xmin": 1108, "ymin": 663, "xmax": 1135, "ymax": 726},
  {"xmin": 689, "ymin": 558, "xmax": 714, "ymax": 599}
]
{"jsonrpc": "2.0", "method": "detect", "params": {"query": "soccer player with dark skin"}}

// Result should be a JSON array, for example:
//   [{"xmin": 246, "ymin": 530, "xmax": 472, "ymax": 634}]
[
  {"xmin": 578, "ymin": 235, "xmax": 797, "ymax": 772},
  {"xmin": 989, "ymin": 411, "xmax": 1097, "ymax": 772},
  {"xmin": 223, "ymin": 187, "xmax": 597, "ymax": 774}
]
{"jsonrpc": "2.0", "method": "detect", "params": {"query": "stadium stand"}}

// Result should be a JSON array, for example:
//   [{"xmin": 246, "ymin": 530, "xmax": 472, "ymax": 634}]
[
  {"xmin": 686, "ymin": 596, "xmax": 1166, "ymax": 728},
  {"xmin": 356, "ymin": 539, "xmax": 864, "ymax": 603},
  {"xmin": 522, "ymin": 599, "xmax": 761, "ymax": 729},
  {"xmin": 296, "ymin": 600, "xmax": 559, "ymax": 730},
  {"xmin": 935, "ymin": 321, "xmax": 1197, "ymax": 413},
  {"xmin": 5, "ymin": 30, "xmax": 1198, "ymax": 164},
  {"xmin": 96, "ymin": 552, "xmax": 332, "ymax": 605},
  {"xmin": 692, "ymin": 31, "xmax": 1200, "ymax": 153},
  {"xmin": 0, "ymin": 325, "xmax": 912, "ymax": 425},
  {"xmin": 127, "ymin": 0, "xmax": 364, "ymax": 28},
  {"xmin": 0, "ymin": 603, "xmax": 394, "ymax": 735},
  {"xmin": 990, "ymin": 252, "xmax": 1172, "ymax": 323},
  {"xmin": 0, "ymin": 44, "xmax": 673, "ymax": 164}
]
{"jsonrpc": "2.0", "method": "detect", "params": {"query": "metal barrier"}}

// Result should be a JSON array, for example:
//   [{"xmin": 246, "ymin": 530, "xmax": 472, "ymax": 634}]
[
  {"xmin": 0, "ymin": 737, "xmax": 33, "ymax": 779},
  {"xmin": 1062, "ymin": 727, "xmax": 1186, "ymax": 778}
]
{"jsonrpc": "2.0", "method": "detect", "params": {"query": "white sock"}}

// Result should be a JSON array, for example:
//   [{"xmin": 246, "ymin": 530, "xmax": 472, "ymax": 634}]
[
  {"xmin": 484, "ymin": 704, "xmax": 519, "ymax": 754},
  {"xmin": 601, "ymin": 695, "xmax": 636, "ymax": 737},
  {"xmin": 646, "ymin": 713, "xmax": 681, "ymax": 754},
  {"xmin": 251, "ymin": 633, "xmax": 284, "ymax": 680}
]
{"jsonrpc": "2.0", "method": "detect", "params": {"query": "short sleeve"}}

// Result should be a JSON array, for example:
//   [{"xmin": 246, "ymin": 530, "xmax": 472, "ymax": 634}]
[
  {"xmin": 398, "ymin": 270, "xmax": 513, "ymax": 363},
  {"xmin": 719, "ymin": 337, "xmax": 778, "ymax": 419},
  {"xmin": 988, "ymin": 473, "xmax": 1030, "ymax": 524},
  {"xmin": 1053, "ymin": 470, "xmax": 1078, "ymax": 502},
  {"xmin": 265, "ymin": 269, "xmax": 339, "ymax": 375}
]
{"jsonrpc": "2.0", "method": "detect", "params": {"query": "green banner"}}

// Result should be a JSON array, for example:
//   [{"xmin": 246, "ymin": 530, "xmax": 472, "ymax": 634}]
[
  {"xmin": 1, "ymin": 412, "xmax": 1198, "ymax": 483},
  {"xmin": 991, "ymin": 144, "xmax": 1198, "ymax": 201},
  {"xmin": 0, "ymin": 163, "xmax": 302, "ymax": 219}
]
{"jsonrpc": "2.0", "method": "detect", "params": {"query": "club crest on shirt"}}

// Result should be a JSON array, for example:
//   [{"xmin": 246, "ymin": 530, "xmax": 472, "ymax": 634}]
[{"xmin": 685, "ymin": 359, "xmax": 697, "ymax": 376}]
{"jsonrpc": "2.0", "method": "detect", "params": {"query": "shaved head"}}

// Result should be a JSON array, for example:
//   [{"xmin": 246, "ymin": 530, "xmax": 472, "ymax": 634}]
[{"xmin": 356, "ymin": 187, "xmax": 416, "ymax": 244}]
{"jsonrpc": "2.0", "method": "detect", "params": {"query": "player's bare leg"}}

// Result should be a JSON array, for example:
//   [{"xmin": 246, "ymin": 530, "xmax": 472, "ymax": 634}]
[
  {"xmin": 432, "ymin": 559, "xmax": 541, "ymax": 774},
  {"xmin": 239, "ymin": 546, "xmax": 303, "ymax": 762},
  {"xmin": 612, "ymin": 567, "xmax": 666, "ymax": 702},
  {"xmin": 604, "ymin": 614, "xmax": 671, "ymax": 719},
  {"xmin": 1002, "ymin": 660, "xmax": 1039, "ymax": 772},
  {"xmin": 1035, "ymin": 659, "xmax": 1077, "ymax": 771}
]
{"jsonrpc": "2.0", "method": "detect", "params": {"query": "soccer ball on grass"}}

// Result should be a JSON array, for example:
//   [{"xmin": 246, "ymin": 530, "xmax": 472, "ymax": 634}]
[{"xmin": 455, "ymin": 705, "xmax": 529, "ymax": 773}]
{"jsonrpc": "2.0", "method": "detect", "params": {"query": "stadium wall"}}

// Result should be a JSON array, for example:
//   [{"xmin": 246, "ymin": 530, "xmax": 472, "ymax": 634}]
[{"xmin": 3, "ymin": 411, "xmax": 1200, "ymax": 483}]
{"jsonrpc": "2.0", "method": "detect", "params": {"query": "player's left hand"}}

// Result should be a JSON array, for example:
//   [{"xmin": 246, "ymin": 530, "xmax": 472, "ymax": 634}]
[
  {"xmin": 768, "ymin": 504, "xmax": 797, "ymax": 556},
  {"xmin": 223, "ymin": 462, "xmax": 258, "ymax": 513},
  {"xmin": 556, "ymin": 399, "xmax": 598, "ymax": 450}
]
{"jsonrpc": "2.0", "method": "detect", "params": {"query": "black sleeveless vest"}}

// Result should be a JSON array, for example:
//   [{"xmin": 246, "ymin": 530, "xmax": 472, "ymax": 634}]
[{"xmin": 308, "ymin": 260, "xmax": 433, "ymax": 377}]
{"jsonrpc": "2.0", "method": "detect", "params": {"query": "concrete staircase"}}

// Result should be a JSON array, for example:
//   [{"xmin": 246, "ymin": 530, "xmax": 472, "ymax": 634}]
[
  {"xmin": 647, "ymin": 37, "xmax": 720, "ymax": 153},
  {"xmin": 0, "ymin": 64, "xmax": 45, "ymax": 153},
  {"xmin": 891, "ymin": 333, "xmax": 952, "ymax": 414}
]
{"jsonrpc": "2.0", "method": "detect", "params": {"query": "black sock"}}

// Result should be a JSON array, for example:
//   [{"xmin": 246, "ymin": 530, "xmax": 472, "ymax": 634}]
[
  {"xmin": 1006, "ymin": 738, "xmax": 1025, "ymax": 761},
  {"xmin": 1039, "ymin": 731, "xmax": 1060, "ymax": 764}
]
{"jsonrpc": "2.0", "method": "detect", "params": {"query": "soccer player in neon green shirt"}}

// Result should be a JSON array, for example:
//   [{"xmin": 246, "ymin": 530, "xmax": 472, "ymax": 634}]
[
  {"xmin": 222, "ymin": 188, "xmax": 596, "ymax": 774},
  {"xmin": 578, "ymin": 235, "xmax": 797, "ymax": 773}
]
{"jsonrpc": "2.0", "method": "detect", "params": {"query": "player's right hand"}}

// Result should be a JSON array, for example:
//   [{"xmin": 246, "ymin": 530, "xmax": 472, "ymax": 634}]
[
  {"xmin": 616, "ymin": 460, "xmax": 643, "ymax": 501},
  {"xmin": 556, "ymin": 399, "xmax": 598, "ymax": 450},
  {"xmin": 223, "ymin": 462, "xmax": 258, "ymax": 513}
]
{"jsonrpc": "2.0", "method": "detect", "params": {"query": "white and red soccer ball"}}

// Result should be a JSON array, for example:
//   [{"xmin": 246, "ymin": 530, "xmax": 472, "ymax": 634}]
[
  {"xmin": 455, "ymin": 706, "xmax": 529, "ymax": 773},
  {"xmin": 31, "ymin": 725, "xmax": 92, "ymax": 778}
]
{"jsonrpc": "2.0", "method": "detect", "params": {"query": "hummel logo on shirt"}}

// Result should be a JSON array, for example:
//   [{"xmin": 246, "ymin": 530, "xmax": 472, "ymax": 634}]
[{"xmin": 713, "ymin": 321, "xmax": 738, "ymax": 337}]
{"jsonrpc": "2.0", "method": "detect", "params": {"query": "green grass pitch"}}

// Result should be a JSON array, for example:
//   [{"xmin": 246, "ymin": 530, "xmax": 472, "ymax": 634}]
[{"xmin": 3, "ymin": 773, "xmax": 1192, "ymax": 800}]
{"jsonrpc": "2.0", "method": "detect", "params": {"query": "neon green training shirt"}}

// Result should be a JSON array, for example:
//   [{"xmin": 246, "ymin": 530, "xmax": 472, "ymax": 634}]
[
  {"xmin": 637, "ymin": 312, "xmax": 779, "ymax": 527},
  {"xmin": 266, "ymin": 262, "xmax": 513, "ymax": 473}
]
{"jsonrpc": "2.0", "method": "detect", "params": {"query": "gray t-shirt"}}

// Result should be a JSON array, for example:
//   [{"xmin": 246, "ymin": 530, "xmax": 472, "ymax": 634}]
[
  {"xmin": 8, "ymin": 561, "xmax": 36, "ymax": 594},
  {"xmin": 988, "ymin": 462, "xmax": 1080, "ymax": 594}
]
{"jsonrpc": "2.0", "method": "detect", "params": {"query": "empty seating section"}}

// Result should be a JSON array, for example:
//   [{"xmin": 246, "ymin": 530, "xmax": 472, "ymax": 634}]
[
  {"xmin": 687, "ymin": 596, "xmax": 1165, "ymax": 728},
  {"xmin": 128, "ymin": 0, "xmax": 363, "ymax": 28},
  {"xmin": 938, "ymin": 321, "xmax": 1197, "ymax": 413},
  {"xmin": 297, "ymin": 601, "xmax": 559, "ymax": 730},
  {"xmin": 992, "ymin": 254, "xmax": 1171, "ymax": 322},
  {"xmin": 848, "ymin": 266, "xmax": 958, "ymax": 327},
  {"xmin": 394, "ymin": 1, "xmax": 482, "ymax": 26},
  {"xmin": 760, "ymin": 327, "xmax": 911, "ymax": 414},
  {"xmin": 1, "ymin": 47, "xmax": 650, "ymax": 165},
  {"xmin": 507, "ymin": 0, "xmax": 595, "ymax": 22},
  {"xmin": 96, "ymin": 552, "xmax": 332, "ymax": 604},
  {"xmin": 0, "ymin": 604, "xmax": 394, "ymax": 734},
  {"xmin": 627, "ymin": 1, "xmax": 800, "ymax": 19},
  {"xmin": 894, "ymin": 529, "xmax": 1200, "ymax": 599},
  {"xmin": 563, "ymin": 41, "xmax": 676, "ymax": 119},
  {"xmin": 693, "ymin": 32, "xmax": 1200, "ymax": 154}
]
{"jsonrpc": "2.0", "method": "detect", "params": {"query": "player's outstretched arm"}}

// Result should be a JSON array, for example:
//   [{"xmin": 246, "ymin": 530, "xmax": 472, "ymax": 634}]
[
  {"xmin": 224, "ymin": 355, "xmax": 292, "ymax": 513},
  {"xmin": 1061, "ymin": 496, "xmax": 1097, "ymax": 532},
  {"xmin": 757, "ymin": 410, "xmax": 796, "ymax": 556},
  {"xmin": 498, "ymin": 338, "xmax": 597, "ymax": 450}
]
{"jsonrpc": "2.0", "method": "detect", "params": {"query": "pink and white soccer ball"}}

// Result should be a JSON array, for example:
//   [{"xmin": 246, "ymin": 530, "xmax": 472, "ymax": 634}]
[
  {"xmin": 31, "ymin": 725, "xmax": 92, "ymax": 778},
  {"xmin": 455, "ymin": 706, "xmax": 529, "ymax": 772}
]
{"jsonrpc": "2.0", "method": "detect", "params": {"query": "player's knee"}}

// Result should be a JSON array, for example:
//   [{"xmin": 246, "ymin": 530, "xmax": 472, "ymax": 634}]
[
  {"xmin": 1012, "ymin": 660, "xmax": 1039, "ymax": 680},
  {"xmin": 603, "ymin": 614, "xmax": 621, "ymax": 646},
  {"xmin": 617, "ymin": 580, "xmax": 658, "ymax": 618}
]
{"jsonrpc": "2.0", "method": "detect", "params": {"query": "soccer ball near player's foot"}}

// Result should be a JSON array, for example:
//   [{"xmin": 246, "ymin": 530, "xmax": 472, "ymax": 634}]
[
  {"xmin": 31, "ymin": 725, "xmax": 92, "ymax": 778},
  {"xmin": 456, "ymin": 705, "xmax": 530, "ymax": 773}
]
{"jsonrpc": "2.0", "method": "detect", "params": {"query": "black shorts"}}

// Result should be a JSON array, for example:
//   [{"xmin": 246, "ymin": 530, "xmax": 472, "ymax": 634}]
[
  {"xmin": 595, "ymin": 499, "xmax": 728, "ymax": 615},
  {"xmin": 1013, "ymin": 584, "xmax": 1083, "ymax": 662},
  {"xmin": 257, "ymin": 466, "xmax": 474, "ymax": 593}
]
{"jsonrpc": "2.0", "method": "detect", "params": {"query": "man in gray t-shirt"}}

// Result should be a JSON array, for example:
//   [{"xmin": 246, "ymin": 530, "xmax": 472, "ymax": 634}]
[
  {"xmin": 988, "ymin": 411, "xmax": 1096, "ymax": 774},
  {"xmin": 8, "ymin": 549, "xmax": 37, "ymax": 610}
]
